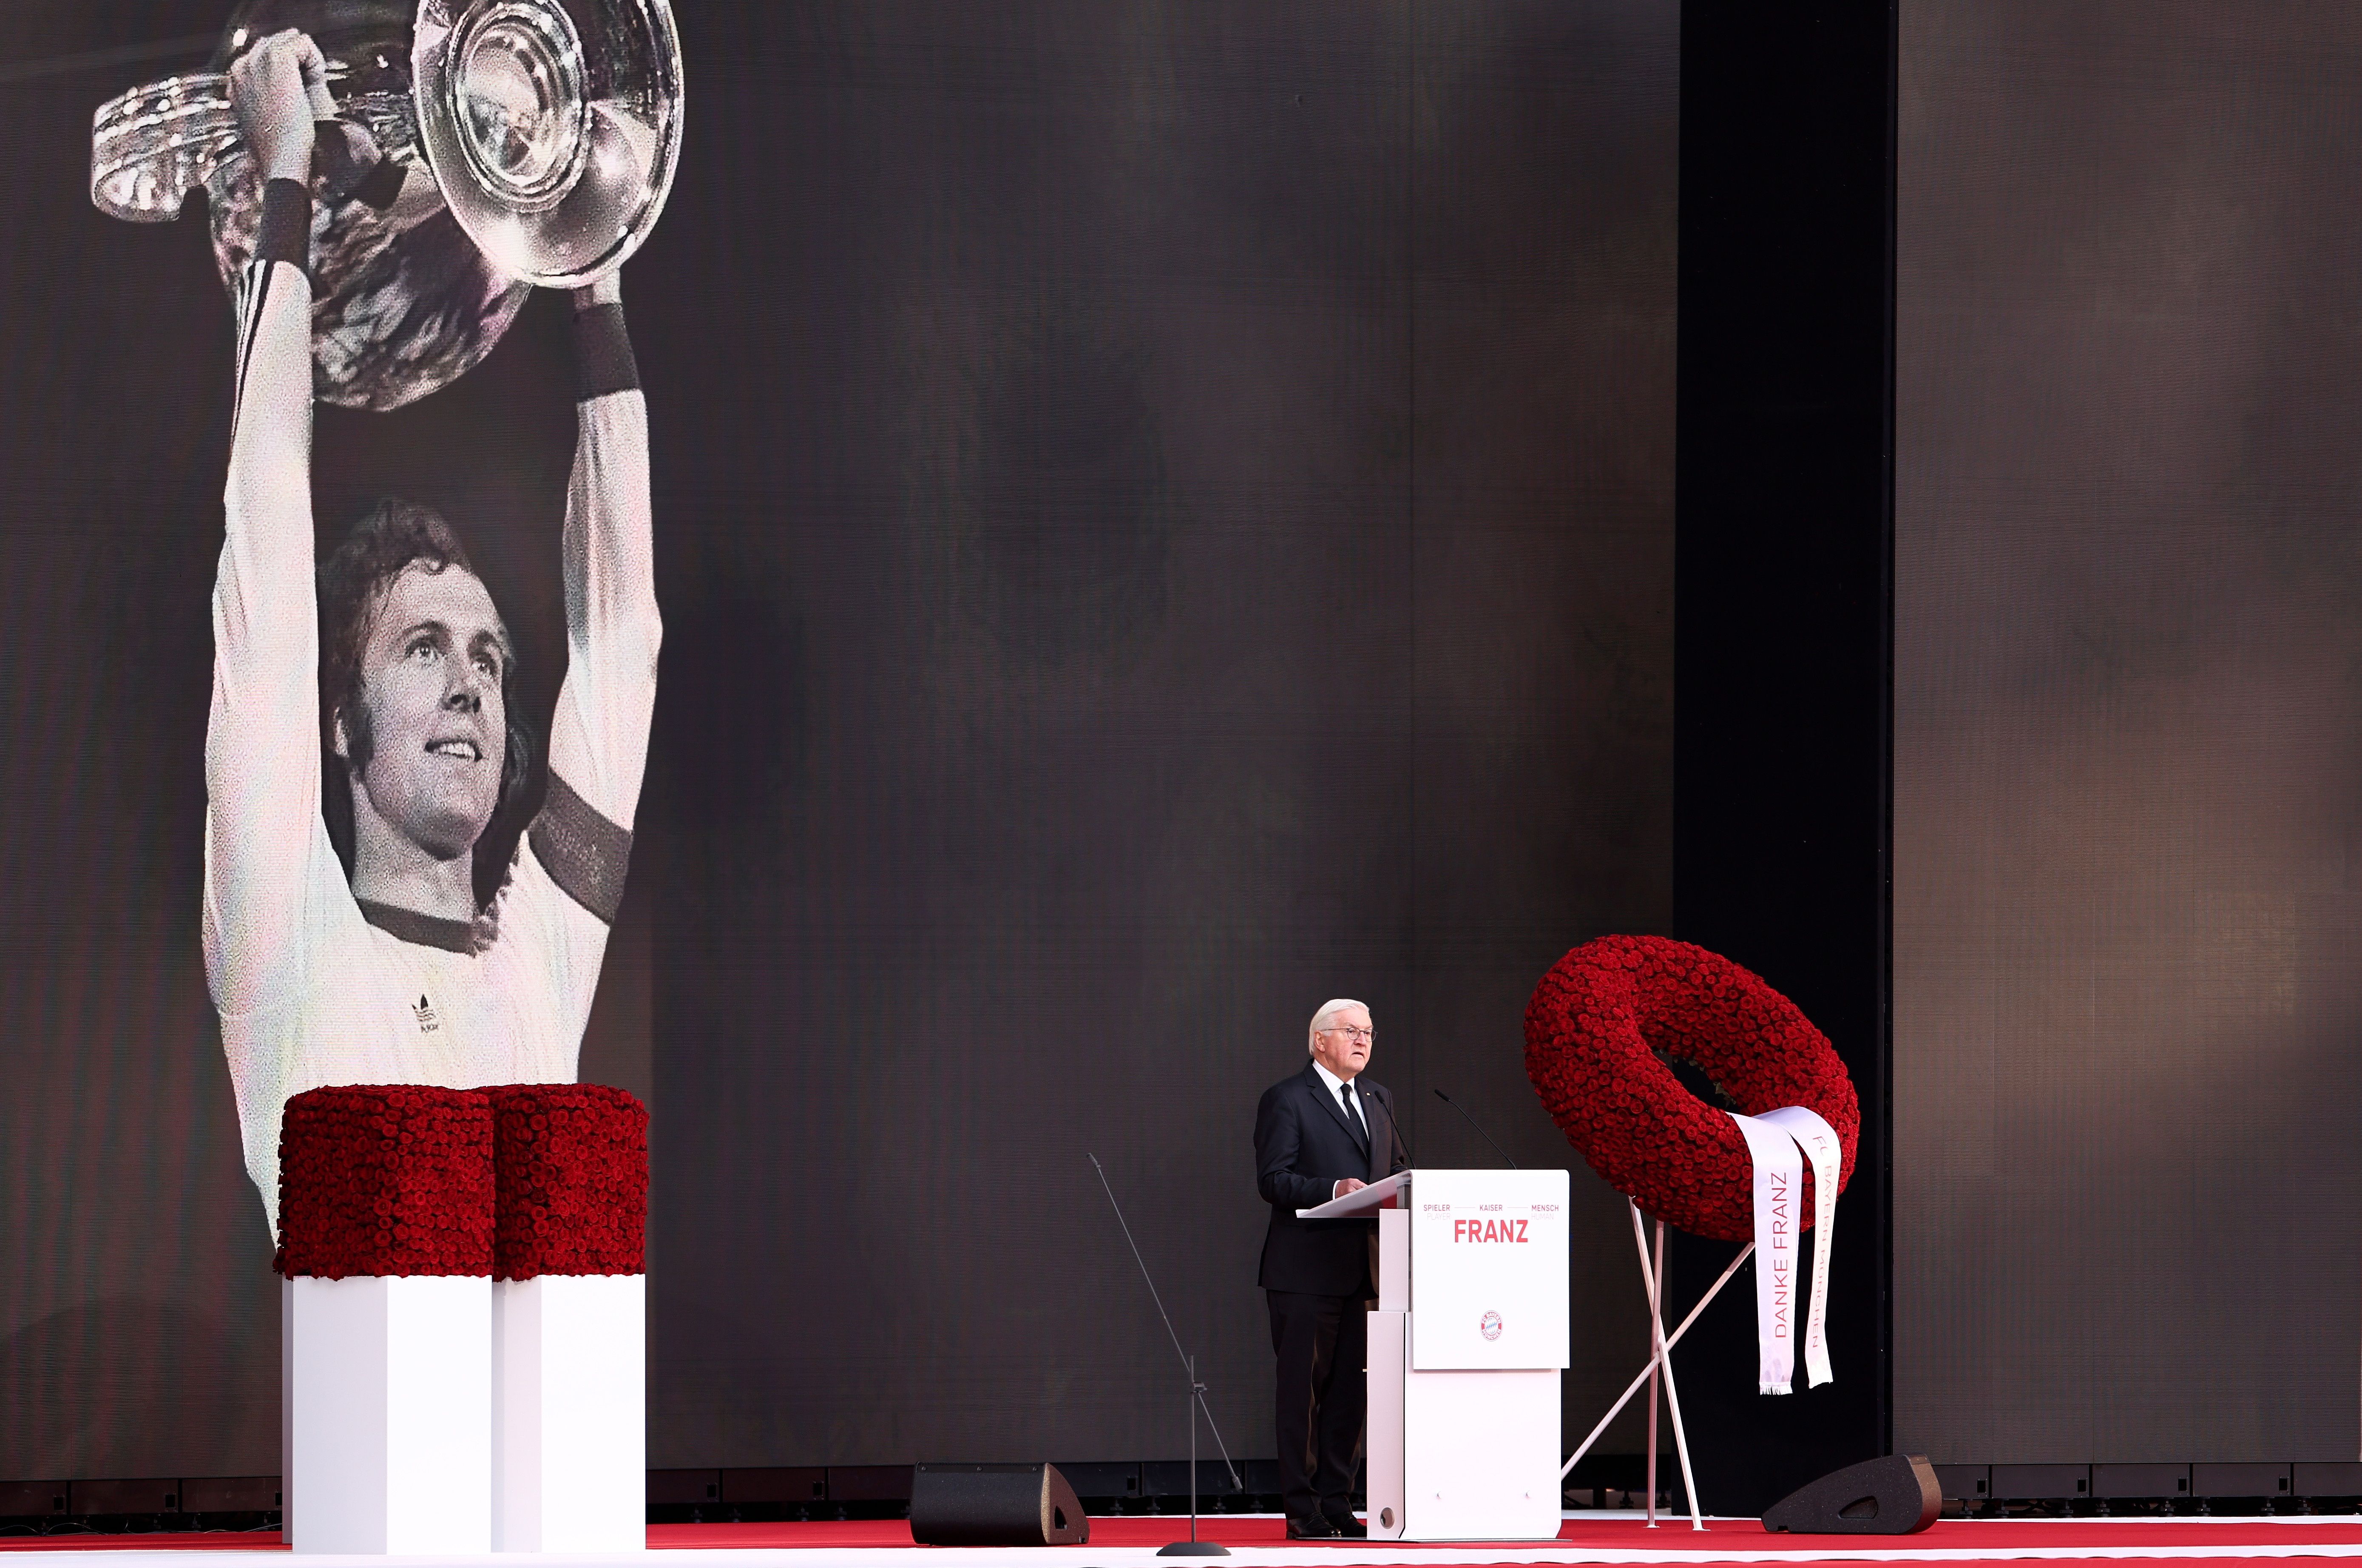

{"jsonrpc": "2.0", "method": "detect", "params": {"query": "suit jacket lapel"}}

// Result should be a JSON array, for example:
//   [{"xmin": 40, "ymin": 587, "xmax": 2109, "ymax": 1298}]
[
  {"xmin": 1361, "ymin": 1086, "xmax": 1388, "ymax": 1179},
  {"xmin": 1300, "ymin": 1064, "xmax": 1340, "ymax": 1133}
]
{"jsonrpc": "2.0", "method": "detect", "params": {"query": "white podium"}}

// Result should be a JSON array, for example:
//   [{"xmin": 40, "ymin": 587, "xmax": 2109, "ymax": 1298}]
[{"xmin": 1299, "ymin": 1168, "xmax": 1569, "ymax": 1541}]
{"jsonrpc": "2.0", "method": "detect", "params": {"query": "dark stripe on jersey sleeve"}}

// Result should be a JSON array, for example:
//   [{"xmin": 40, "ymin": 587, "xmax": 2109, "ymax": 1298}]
[
  {"xmin": 232, "ymin": 259, "xmax": 270, "ymax": 420},
  {"xmin": 571, "ymin": 301, "xmax": 639, "ymax": 401},
  {"xmin": 256, "ymin": 177, "xmax": 311, "ymax": 276},
  {"xmin": 529, "ymin": 770, "xmax": 633, "ymax": 925},
  {"xmin": 231, "ymin": 179, "xmax": 311, "ymax": 420}
]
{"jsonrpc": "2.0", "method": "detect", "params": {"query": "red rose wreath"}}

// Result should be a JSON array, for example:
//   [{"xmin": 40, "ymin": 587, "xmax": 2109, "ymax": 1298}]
[{"xmin": 1523, "ymin": 935, "xmax": 1857, "ymax": 1243}]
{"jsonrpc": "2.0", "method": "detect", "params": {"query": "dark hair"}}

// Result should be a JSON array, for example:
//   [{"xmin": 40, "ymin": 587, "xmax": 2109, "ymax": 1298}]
[{"xmin": 317, "ymin": 498, "xmax": 535, "ymax": 883}]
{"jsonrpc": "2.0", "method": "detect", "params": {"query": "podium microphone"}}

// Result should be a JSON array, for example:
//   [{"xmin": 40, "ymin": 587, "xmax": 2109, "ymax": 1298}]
[
  {"xmin": 1432, "ymin": 1088, "xmax": 1519, "ymax": 1168},
  {"xmin": 1087, "ymin": 1153, "xmax": 1238, "ymax": 1557}
]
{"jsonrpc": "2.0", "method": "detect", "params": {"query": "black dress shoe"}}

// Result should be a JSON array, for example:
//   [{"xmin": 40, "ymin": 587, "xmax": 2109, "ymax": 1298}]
[
  {"xmin": 1322, "ymin": 1510, "xmax": 1367, "ymax": 1538},
  {"xmin": 1286, "ymin": 1514, "xmax": 1341, "ymax": 1540}
]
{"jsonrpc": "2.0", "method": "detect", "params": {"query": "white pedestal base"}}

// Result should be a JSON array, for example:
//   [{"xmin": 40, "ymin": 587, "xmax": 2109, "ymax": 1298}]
[
  {"xmin": 1367, "ymin": 1310, "xmax": 1562, "ymax": 1542},
  {"xmin": 290, "ymin": 1274, "xmax": 492, "ymax": 1554},
  {"xmin": 493, "ymin": 1274, "xmax": 645, "ymax": 1553},
  {"xmin": 281, "ymin": 1278, "xmax": 294, "ymax": 1545}
]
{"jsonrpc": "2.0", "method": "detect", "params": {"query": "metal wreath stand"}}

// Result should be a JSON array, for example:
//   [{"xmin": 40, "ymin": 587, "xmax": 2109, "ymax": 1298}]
[{"xmin": 1558, "ymin": 1203, "xmax": 1757, "ymax": 1531}]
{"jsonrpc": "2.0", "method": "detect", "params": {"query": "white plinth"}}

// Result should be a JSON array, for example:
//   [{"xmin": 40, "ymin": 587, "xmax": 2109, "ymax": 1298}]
[
  {"xmin": 492, "ymin": 1273, "xmax": 645, "ymax": 1552},
  {"xmin": 281, "ymin": 1279, "xmax": 294, "ymax": 1544},
  {"xmin": 290, "ymin": 1274, "xmax": 492, "ymax": 1554}
]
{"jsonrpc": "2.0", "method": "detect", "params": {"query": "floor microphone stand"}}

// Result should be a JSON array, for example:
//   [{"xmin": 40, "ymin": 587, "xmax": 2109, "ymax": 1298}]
[
  {"xmin": 1088, "ymin": 1154, "xmax": 1236, "ymax": 1557},
  {"xmin": 1182, "ymin": 1355, "xmax": 1213, "ymax": 1553}
]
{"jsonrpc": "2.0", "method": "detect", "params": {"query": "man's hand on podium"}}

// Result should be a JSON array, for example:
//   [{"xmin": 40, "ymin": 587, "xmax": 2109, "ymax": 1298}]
[{"xmin": 1332, "ymin": 1177, "xmax": 1368, "ymax": 1201}]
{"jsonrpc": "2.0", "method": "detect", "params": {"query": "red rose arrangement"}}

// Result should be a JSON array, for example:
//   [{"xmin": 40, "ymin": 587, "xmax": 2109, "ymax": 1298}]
[
  {"xmin": 479, "ymin": 1084, "xmax": 648, "ymax": 1280},
  {"xmin": 276, "ymin": 1085, "xmax": 495, "ymax": 1278},
  {"xmin": 1523, "ymin": 935, "xmax": 1857, "ymax": 1243}
]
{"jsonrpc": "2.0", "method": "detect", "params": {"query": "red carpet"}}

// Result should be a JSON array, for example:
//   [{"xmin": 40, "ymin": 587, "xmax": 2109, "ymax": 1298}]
[
  {"xmin": 10, "ymin": 1516, "xmax": 2362, "ymax": 1558},
  {"xmin": 641, "ymin": 1517, "xmax": 2362, "ymax": 1551}
]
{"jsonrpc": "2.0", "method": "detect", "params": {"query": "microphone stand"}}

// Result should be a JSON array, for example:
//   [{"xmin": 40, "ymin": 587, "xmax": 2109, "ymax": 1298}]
[
  {"xmin": 1089, "ymin": 1154, "xmax": 1238, "ymax": 1557},
  {"xmin": 1432, "ymin": 1088, "xmax": 1519, "ymax": 1168}
]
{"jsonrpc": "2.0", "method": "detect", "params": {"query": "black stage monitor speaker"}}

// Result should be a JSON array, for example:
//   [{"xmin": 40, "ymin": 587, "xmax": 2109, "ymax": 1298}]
[
  {"xmin": 1762, "ymin": 1454, "xmax": 1941, "ymax": 1534},
  {"xmin": 911, "ymin": 1463, "xmax": 1090, "ymax": 1546}
]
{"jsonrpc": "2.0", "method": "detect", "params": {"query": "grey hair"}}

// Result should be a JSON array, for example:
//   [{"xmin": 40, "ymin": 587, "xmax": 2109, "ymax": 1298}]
[{"xmin": 1308, "ymin": 998, "xmax": 1370, "ymax": 1055}]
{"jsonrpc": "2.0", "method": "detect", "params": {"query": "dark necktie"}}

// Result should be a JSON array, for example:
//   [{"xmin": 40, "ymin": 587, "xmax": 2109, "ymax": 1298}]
[{"xmin": 1340, "ymin": 1082, "xmax": 1368, "ymax": 1146}]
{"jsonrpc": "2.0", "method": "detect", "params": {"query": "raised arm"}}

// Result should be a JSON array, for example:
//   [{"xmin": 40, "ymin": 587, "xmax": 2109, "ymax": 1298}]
[
  {"xmin": 526, "ymin": 272, "xmax": 661, "ymax": 927},
  {"xmin": 202, "ymin": 33, "xmax": 337, "ymax": 1016}
]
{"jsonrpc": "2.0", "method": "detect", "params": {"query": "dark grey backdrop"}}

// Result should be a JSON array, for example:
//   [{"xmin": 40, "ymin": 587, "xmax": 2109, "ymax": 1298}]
[
  {"xmin": 0, "ymin": 1, "xmax": 1678, "ymax": 1478},
  {"xmin": 1896, "ymin": 0, "xmax": 2362, "ymax": 1463}
]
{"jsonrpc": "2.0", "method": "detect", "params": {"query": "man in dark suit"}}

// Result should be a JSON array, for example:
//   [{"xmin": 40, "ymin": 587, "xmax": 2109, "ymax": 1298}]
[{"xmin": 1254, "ymin": 998, "xmax": 1411, "ymax": 1540}]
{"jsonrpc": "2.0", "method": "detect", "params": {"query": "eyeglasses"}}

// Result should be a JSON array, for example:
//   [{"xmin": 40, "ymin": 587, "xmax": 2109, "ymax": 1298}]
[{"xmin": 1322, "ymin": 1026, "xmax": 1374, "ymax": 1041}]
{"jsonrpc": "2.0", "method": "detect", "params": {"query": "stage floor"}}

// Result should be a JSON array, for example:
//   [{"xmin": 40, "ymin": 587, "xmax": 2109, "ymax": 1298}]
[{"xmin": 10, "ymin": 1514, "xmax": 2362, "ymax": 1568}]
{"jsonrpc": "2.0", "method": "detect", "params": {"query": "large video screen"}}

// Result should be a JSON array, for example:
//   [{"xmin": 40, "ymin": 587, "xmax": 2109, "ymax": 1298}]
[
  {"xmin": 0, "ymin": 1, "xmax": 1677, "ymax": 1480},
  {"xmin": 1896, "ymin": 0, "xmax": 2362, "ymax": 1463}
]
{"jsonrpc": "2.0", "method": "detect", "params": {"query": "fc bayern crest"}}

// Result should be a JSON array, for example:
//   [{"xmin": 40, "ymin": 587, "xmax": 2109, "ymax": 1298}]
[{"xmin": 1480, "ymin": 1309, "xmax": 1503, "ymax": 1341}]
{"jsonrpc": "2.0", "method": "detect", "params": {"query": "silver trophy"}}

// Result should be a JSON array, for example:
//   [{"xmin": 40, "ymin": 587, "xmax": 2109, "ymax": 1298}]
[{"xmin": 90, "ymin": 0, "xmax": 682, "ymax": 410}]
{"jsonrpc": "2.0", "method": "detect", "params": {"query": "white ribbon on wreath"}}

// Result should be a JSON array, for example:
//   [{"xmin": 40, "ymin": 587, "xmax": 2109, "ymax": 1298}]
[{"xmin": 1726, "ymin": 1104, "xmax": 1841, "ymax": 1394}]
